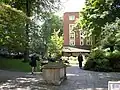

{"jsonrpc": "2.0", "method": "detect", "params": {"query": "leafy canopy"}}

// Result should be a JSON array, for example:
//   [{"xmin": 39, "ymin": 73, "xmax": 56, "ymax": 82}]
[
  {"xmin": 48, "ymin": 29, "xmax": 63, "ymax": 58},
  {"xmin": 0, "ymin": 3, "xmax": 28, "ymax": 52},
  {"xmin": 78, "ymin": 0, "xmax": 120, "ymax": 45}
]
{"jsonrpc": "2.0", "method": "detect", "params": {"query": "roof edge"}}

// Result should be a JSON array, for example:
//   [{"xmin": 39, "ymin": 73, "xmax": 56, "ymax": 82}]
[{"xmin": 64, "ymin": 12, "xmax": 79, "ymax": 14}]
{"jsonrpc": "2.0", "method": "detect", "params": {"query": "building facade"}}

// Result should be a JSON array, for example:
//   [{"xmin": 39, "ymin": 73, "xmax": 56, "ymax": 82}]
[{"xmin": 63, "ymin": 12, "xmax": 92, "ymax": 49}]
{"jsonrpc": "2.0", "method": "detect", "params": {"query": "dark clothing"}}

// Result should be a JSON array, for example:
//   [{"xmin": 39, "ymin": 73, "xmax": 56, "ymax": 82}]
[
  {"xmin": 30, "ymin": 55, "xmax": 37, "ymax": 67},
  {"xmin": 78, "ymin": 61, "xmax": 82, "ymax": 68},
  {"xmin": 78, "ymin": 54, "xmax": 83, "ymax": 68},
  {"xmin": 78, "ymin": 54, "xmax": 83, "ymax": 61}
]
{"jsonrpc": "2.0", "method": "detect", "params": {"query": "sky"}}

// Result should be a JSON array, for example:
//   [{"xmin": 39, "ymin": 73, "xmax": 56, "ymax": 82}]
[
  {"xmin": 63, "ymin": 0, "xmax": 85, "ymax": 12},
  {"xmin": 56, "ymin": 0, "xmax": 85, "ymax": 16}
]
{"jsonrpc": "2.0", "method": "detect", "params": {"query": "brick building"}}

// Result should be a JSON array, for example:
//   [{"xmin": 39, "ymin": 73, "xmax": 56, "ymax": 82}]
[{"xmin": 63, "ymin": 12, "xmax": 92, "ymax": 49}]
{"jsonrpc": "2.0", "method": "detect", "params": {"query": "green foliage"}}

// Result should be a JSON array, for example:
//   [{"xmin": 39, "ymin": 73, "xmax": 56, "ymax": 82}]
[
  {"xmin": 2, "ymin": 0, "xmax": 61, "ymax": 16},
  {"xmin": 37, "ymin": 14, "xmax": 63, "ymax": 55},
  {"xmin": 4, "ymin": 0, "xmax": 62, "ymax": 59},
  {"xmin": 84, "ymin": 47, "xmax": 120, "ymax": 72},
  {"xmin": 29, "ymin": 13, "xmax": 63, "ymax": 55},
  {"xmin": 101, "ymin": 18, "xmax": 120, "ymax": 52},
  {"xmin": 107, "ymin": 51, "xmax": 120, "ymax": 70},
  {"xmin": 84, "ymin": 48, "xmax": 112, "ymax": 71},
  {"xmin": 41, "ymin": 13, "xmax": 63, "ymax": 43},
  {"xmin": 89, "ymin": 48, "xmax": 105, "ymax": 59},
  {"xmin": 0, "ymin": 0, "xmax": 62, "ymax": 56},
  {"xmin": 84, "ymin": 18, "xmax": 120, "ymax": 72},
  {"xmin": 28, "ymin": 21, "xmax": 43, "ymax": 53},
  {"xmin": 0, "ymin": 3, "xmax": 28, "ymax": 52},
  {"xmin": 80, "ymin": 0, "xmax": 120, "ymax": 72},
  {"xmin": 48, "ymin": 29, "xmax": 63, "ymax": 59},
  {"xmin": 78, "ymin": 0, "xmax": 120, "ymax": 46}
]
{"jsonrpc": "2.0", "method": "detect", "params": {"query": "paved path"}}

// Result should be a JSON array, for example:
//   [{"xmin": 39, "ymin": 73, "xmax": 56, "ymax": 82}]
[{"xmin": 0, "ymin": 66, "xmax": 120, "ymax": 90}]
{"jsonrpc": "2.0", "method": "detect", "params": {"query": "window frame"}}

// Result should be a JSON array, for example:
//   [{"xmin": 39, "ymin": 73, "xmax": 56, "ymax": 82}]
[
  {"xmin": 69, "ymin": 15, "xmax": 75, "ymax": 20},
  {"xmin": 69, "ymin": 24, "xmax": 75, "ymax": 46}
]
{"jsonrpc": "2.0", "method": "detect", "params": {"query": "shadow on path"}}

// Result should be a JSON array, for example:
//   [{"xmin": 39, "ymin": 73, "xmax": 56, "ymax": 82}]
[{"xmin": 0, "ymin": 66, "xmax": 120, "ymax": 90}]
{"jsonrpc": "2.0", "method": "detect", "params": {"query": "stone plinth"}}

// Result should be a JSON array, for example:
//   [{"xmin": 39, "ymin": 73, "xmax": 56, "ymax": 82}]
[{"xmin": 42, "ymin": 62, "xmax": 67, "ymax": 85}]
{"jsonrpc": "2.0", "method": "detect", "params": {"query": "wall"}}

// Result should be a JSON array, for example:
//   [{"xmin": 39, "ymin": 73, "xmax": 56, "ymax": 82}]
[{"xmin": 63, "ymin": 12, "xmax": 79, "ymax": 46}]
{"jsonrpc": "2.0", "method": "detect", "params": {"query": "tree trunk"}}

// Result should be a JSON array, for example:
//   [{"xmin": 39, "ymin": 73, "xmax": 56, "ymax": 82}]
[
  {"xmin": 24, "ymin": 23, "xmax": 29, "ymax": 61},
  {"xmin": 23, "ymin": 0, "xmax": 31, "ymax": 61}
]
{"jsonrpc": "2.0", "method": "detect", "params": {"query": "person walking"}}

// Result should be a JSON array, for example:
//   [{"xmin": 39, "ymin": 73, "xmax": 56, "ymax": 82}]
[
  {"xmin": 29, "ymin": 53, "xmax": 39, "ymax": 74},
  {"xmin": 78, "ymin": 53, "xmax": 83, "ymax": 69}
]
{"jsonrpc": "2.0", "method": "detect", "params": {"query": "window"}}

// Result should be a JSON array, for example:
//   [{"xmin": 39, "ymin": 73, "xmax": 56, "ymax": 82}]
[
  {"xmin": 80, "ymin": 39, "xmax": 84, "ymax": 45},
  {"xmin": 69, "ymin": 32, "xmax": 75, "ymax": 44},
  {"xmin": 86, "ymin": 37, "xmax": 92, "ymax": 45},
  {"xmin": 70, "ymin": 37, "xmax": 74, "ymax": 39},
  {"xmin": 69, "ymin": 15, "xmax": 75, "ymax": 20},
  {"xmin": 69, "ymin": 40, "xmax": 75, "ymax": 46},
  {"xmin": 87, "ymin": 42, "xmax": 90, "ymax": 45},
  {"xmin": 69, "ymin": 24, "xmax": 74, "ymax": 32},
  {"xmin": 69, "ymin": 24, "xmax": 75, "ymax": 46},
  {"xmin": 80, "ymin": 41, "xmax": 83, "ymax": 45},
  {"xmin": 70, "ymin": 34, "xmax": 74, "ymax": 39}
]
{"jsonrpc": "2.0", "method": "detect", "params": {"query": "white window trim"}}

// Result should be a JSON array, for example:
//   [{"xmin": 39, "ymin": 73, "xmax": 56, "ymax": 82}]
[
  {"xmin": 69, "ymin": 24, "xmax": 75, "ymax": 46},
  {"xmin": 69, "ymin": 34, "xmax": 75, "ymax": 46},
  {"xmin": 86, "ymin": 37, "xmax": 92, "ymax": 45},
  {"xmin": 69, "ymin": 15, "xmax": 75, "ymax": 20},
  {"xmin": 69, "ymin": 40, "xmax": 75, "ymax": 46},
  {"xmin": 80, "ymin": 30, "xmax": 84, "ymax": 45},
  {"xmin": 69, "ymin": 24, "xmax": 74, "ymax": 32},
  {"xmin": 80, "ymin": 40, "xmax": 84, "ymax": 45}
]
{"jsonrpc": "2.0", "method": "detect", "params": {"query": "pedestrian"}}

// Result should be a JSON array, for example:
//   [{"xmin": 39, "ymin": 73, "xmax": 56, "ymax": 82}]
[
  {"xmin": 78, "ymin": 53, "xmax": 83, "ymax": 69},
  {"xmin": 29, "ymin": 53, "xmax": 39, "ymax": 74}
]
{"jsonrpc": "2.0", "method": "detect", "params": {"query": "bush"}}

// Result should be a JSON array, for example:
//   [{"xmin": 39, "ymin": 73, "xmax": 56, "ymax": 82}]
[
  {"xmin": 84, "ymin": 59, "xmax": 95, "ymax": 70},
  {"xmin": 84, "ymin": 48, "xmax": 112, "ymax": 72},
  {"xmin": 106, "ymin": 51, "xmax": 120, "ymax": 71},
  {"xmin": 95, "ymin": 59, "xmax": 112, "ymax": 72},
  {"xmin": 84, "ymin": 48, "xmax": 120, "ymax": 72}
]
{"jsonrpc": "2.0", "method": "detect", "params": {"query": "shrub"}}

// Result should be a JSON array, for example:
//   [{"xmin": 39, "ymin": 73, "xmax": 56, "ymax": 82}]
[
  {"xmin": 84, "ymin": 48, "xmax": 120, "ymax": 72},
  {"xmin": 84, "ymin": 59, "xmax": 95, "ymax": 70},
  {"xmin": 106, "ymin": 51, "xmax": 120, "ymax": 71},
  {"xmin": 84, "ymin": 48, "xmax": 112, "ymax": 72},
  {"xmin": 94, "ymin": 58, "xmax": 112, "ymax": 72},
  {"xmin": 84, "ymin": 49, "xmax": 104, "ymax": 69}
]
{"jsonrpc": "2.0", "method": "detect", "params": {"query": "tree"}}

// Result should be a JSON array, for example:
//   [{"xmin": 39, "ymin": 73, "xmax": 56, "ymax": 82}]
[
  {"xmin": 78, "ymin": 0, "xmax": 120, "ymax": 47},
  {"xmin": 0, "ymin": 3, "xmax": 27, "ymax": 53},
  {"xmin": 47, "ymin": 29, "xmax": 63, "ymax": 59},
  {"xmin": 41, "ymin": 13, "xmax": 63, "ymax": 50},
  {"xmin": 29, "ymin": 13, "xmax": 63, "ymax": 56},
  {"xmin": 29, "ymin": 21, "xmax": 45, "ymax": 54},
  {"xmin": 41, "ymin": 13, "xmax": 63, "ymax": 36},
  {"xmin": 1, "ymin": 0, "xmax": 62, "ymax": 60},
  {"xmin": 81, "ymin": 0, "xmax": 120, "ymax": 71},
  {"xmin": 84, "ymin": 18, "xmax": 120, "ymax": 71},
  {"xmin": 101, "ymin": 18, "xmax": 120, "ymax": 52}
]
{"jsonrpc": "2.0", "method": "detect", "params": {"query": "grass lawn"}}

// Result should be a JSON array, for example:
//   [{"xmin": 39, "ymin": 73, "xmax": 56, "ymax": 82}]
[{"xmin": 0, "ymin": 57, "xmax": 41, "ymax": 72}]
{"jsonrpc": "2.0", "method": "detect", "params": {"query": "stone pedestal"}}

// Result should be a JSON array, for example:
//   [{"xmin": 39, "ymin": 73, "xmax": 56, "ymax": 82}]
[{"xmin": 42, "ymin": 62, "xmax": 67, "ymax": 85}]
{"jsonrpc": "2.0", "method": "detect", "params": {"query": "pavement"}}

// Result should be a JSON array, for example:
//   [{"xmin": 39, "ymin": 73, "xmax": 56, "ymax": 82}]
[{"xmin": 0, "ymin": 65, "xmax": 120, "ymax": 90}]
